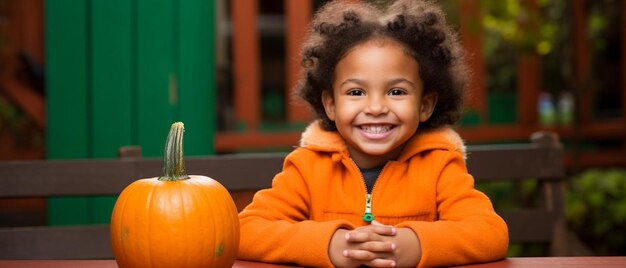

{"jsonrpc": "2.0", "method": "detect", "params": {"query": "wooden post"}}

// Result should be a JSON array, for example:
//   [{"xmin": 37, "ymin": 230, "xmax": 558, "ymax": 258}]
[
  {"xmin": 517, "ymin": 0, "xmax": 541, "ymax": 127},
  {"xmin": 572, "ymin": 0, "xmax": 591, "ymax": 124},
  {"xmin": 458, "ymin": 0, "xmax": 487, "ymax": 122},
  {"xmin": 232, "ymin": 0, "xmax": 260, "ymax": 130},
  {"xmin": 285, "ymin": 0, "xmax": 312, "ymax": 123},
  {"xmin": 517, "ymin": 54, "xmax": 541, "ymax": 126},
  {"xmin": 19, "ymin": 0, "xmax": 44, "ymax": 63},
  {"xmin": 622, "ymin": 0, "xmax": 626, "ymax": 147}
]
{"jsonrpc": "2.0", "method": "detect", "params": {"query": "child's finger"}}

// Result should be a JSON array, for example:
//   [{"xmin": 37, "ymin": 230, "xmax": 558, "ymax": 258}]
[
  {"xmin": 343, "ymin": 249, "xmax": 396, "ymax": 268},
  {"xmin": 343, "ymin": 248, "xmax": 377, "ymax": 261},
  {"xmin": 353, "ymin": 224, "xmax": 397, "ymax": 236},
  {"xmin": 375, "ymin": 225, "xmax": 397, "ymax": 236},
  {"xmin": 345, "ymin": 230, "xmax": 380, "ymax": 242},
  {"xmin": 366, "ymin": 258, "xmax": 397, "ymax": 268},
  {"xmin": 359, "ymin": 241, "xmax": 396, "ymax": 253}
]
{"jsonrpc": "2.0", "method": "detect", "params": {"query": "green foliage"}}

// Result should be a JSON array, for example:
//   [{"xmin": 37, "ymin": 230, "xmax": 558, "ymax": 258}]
[
  {"xmin": 481, "ymin": 0, "xmax": 570, "ymax": 98},
  {"xmin": 477, "ymin": 179, "xmax": 539, "ymax": 211},
  {"xmin": 565, "ymin": 168, "xmax": 626, "ymax": 255},
  {"xmin": 481, "ymin": 0, "xmax": 560, "ymax": 55}
]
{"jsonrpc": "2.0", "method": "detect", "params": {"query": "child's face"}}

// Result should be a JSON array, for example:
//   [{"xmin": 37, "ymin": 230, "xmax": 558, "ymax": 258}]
[{"xmin": 322, "ymin": 39, "xmax": 437, "ymax": 168}]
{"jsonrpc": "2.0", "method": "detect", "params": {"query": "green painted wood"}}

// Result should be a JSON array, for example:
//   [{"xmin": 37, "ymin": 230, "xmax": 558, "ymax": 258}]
[
  {"xmin": 90, "ymin": 196, "xmax": 118, "ymax": 223},
  {"xmin": 45, "ymin": 0, "xmax": 91, "ymax": 226},
  {"xmin": 46, "ymin": 0, "xmax": 217, "ymax": 225},
  {"xmin": 179, "ymin": 0, "xmax": 216, "ymax": 155},
  {"xmin": 48, "ymin": 198, "xmax": 91, "ymax": 225},
  {"xmin": 136, "ymin": 0, "xmax": 177, "ymax": 157},
  {"xmin": 88, "ymin": 0, "xmax": 134, "ymax": 224},
  {"xmin": 46, "ymin": 0, "xmax": 89, "ymax": 159},
  {"xmin": 91, "ymin": 0, "xmax": 133, "ymax": 157}
]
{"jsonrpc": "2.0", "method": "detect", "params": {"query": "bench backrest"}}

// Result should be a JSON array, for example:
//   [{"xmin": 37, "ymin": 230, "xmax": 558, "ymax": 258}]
[{"xmin": 0, "ymin": 132, "xmax": 565, "ymax": 259}]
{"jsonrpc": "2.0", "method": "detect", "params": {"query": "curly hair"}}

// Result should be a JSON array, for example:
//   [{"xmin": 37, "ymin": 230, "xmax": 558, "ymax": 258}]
[{"xmin": 296, "ymin": 0, "xmax": 469, "ymax": 131}]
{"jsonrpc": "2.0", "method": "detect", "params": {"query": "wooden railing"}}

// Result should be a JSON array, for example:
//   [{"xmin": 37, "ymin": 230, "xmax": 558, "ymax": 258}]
[
  {"xmin": 0, "ymin": 0, "xmax": 624, "ymax": 169},
  {"xmin": 216, "ymin": 0, "xmax": 626, "ymax": 171},
  {"xmin": 0, "ymin": 132, "xmax": 568, "ymax": 259}
]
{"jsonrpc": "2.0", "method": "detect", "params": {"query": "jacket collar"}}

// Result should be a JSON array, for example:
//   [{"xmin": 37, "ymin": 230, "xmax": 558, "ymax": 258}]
[{"xmin": 299, "ymin": 120, "xmax": 466, "ymax": 161}]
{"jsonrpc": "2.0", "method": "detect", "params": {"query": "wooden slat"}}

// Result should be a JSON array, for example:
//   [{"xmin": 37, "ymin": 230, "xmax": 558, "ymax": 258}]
[
  {"xmin": 178, "ymin": 0, "xmax": 216, "ymax": 155},
  {"xmin": 517, "ymin": 54, "xmax": 540, "ymax": 127},
  {"xmin": 45, "ymin": 0, "xmax": 89, "ymax": 159},
  {"xmin": 2, "ymin": 142, "xmax": 565, "ymax": 198},
  {"xmin": 215, "ymin": 131, "xmax": 301, "ymax": 152},
  {"xmin": 460, "ymin": 122, "xmax": 626, "ymax": 142},
  {"xmin": 500, "ymin": 210, "xmax": 558, "ymax": 242},
  {"xmin": 466, "ymin": 145, "xmax": 564, "ymax": 181},
  {"xmin": 0, "ymin": 160, "xmax": 137, "ymax": 197},
  {"xmin": 285, "ymin": 0, "xmax": 312, "ymax": 122},
  {"xmin": 182, "ymin": 154, "xmax": 284, "ymax": 190},
  {"xmin": 214, "ymin": 121, "xmax": 626, "ymax": 152},
  {"xmin": 0, "ymin": 153, "xmax": 285, "ymax": 198},
  {"xmin": 517, "ymin": 0, "xmax": 540, "ymax": 127},
  {"xmin": 20, "ymin": 0, "xmax": 44, "ymax": 63},
  {"xmin": 91, "ymin": 0, "xmax": 133, "ymax": 158},
  {"xmin": 232, "ymin": 0, "xmax": 260, "ymax": 130},
  {"xmin": 45, "ymin": 0, "xmax": 92, "ymax": 226},
  {"xmin": 457, "ymin": 0, "xmax": 487, "ymax": 119},
  {"xmin": 0, "ymin": 225, "xmax": 112, "ymax": 259},
  {"xmin": 136, "ymin": 0, "xmax": 177, "ymax": 157},
  {"xmin": 623, "ymin": 0, "xmax": 626, "ymax": 146},
  {"xmin": 572, "ymin": 0, "xmax": 592, "ymax": 124}
]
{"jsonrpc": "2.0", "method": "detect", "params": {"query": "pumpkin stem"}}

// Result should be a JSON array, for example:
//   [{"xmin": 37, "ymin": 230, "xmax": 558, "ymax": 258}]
[{"xmin": 158, "ymin": 122, "xmax": 190, "ymax": 181}]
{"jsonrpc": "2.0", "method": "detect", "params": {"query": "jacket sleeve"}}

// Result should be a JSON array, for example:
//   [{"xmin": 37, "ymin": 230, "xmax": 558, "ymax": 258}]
[
  {"xmin": 396, "ymin": 150, "xmax": 509, "ymax": 267},
  {"xmin": 237, "ymin": 151, "xmax": 353, "ymax": 267}
]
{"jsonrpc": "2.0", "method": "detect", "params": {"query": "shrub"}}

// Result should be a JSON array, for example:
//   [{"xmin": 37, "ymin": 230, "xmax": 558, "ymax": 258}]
[{"xmin": 565, "ymin": 168, "xmax": 626, "ymax": 255}]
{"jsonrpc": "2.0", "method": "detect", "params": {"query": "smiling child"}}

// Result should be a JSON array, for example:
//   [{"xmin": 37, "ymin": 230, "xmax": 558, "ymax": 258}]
[{"xmin": 238, "ymin": 1, "xmax": 508, "ymax": 267}]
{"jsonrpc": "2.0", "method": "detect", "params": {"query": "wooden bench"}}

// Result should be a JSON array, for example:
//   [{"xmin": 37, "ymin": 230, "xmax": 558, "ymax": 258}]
[{"xmin": 0, "ymin": 132, "xmax": 565, "ymax": 259}]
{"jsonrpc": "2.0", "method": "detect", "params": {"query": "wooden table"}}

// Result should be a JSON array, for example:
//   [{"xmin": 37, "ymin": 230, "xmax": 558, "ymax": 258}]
[
  {"xmin": 0, "ymin": 257, "xmax": 625, "ymax": 267},
  {"xmin": 455, "ymin": 257, "xmax": 626, "ymax": 267},
  {"xmin": 0, "ymin": 260, "xmax": 291, "ymax": 268}
]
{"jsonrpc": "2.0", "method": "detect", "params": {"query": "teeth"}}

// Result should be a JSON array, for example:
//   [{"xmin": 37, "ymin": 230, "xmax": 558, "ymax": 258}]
[{"xmin": 362, "ymin": 125, "xmax": 391, "ymax": 134}]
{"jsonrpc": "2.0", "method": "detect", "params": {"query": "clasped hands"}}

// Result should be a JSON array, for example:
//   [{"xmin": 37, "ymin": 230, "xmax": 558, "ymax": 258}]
[{"xmin": 329, "ymin": 220, "xmax": 420, "ymax": 267}]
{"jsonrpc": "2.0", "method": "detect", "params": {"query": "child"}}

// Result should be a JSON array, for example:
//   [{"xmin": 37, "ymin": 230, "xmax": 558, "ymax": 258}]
[{"xmin": 238, "ymin": 0, "xmax": 508, "ymax": 267}]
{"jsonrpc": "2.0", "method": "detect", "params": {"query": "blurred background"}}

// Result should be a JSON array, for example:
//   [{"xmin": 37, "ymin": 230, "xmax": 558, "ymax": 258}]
[{"xmin": 0, "ymin": 0, "xmax": 624, "ymax": 257}]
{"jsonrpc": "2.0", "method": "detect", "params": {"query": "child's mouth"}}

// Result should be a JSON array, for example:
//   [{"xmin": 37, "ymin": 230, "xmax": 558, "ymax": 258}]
[
  {"xmin": 360, "ymin": 124, "xmax": 395, "ymax": 140},
  {"xmin": 360, "ymin": 124, "xmax": 394, "ymax": 134}
]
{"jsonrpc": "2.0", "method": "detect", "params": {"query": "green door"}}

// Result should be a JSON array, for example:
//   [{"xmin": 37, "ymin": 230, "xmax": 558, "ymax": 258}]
[{"xmin": 45, "ymin": 0, "xmax": 216, "ymax": 225}]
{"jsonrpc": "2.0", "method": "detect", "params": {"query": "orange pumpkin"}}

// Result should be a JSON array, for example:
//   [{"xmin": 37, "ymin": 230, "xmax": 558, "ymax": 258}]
[{"xmin": 110, "ymin": 122, "xmax": 239, "ymax": 268}]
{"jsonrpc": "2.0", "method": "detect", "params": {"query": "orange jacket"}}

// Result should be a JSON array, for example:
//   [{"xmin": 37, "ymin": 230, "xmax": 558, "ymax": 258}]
[{"xmin": 238, "ymin": 122, "xmax": 508, "ymax": 267}]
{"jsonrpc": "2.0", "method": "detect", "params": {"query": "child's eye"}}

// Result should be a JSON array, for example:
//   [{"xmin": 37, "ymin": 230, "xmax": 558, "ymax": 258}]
[
  {"xmin": 347, "ymin": 89, "xmax": 365, "ymax": 96},
  {"xmin": 388, "ymin": 88, "xmax": 406, "ymax": 95}
]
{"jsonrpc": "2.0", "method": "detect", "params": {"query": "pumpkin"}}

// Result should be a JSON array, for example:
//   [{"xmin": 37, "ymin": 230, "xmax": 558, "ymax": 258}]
[{"xmin": 110, "ymin": 122, "xmax": 240, "ymax": 268}]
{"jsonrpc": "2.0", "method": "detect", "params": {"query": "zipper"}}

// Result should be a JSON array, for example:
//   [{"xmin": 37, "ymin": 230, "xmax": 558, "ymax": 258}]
[
  {"xmin": 363, "ymin": 193, "xmax": 374, "ymax": 222},
  {"xmin": 349, "ymin": 158, "xmax": 390, "ymax": 223}
]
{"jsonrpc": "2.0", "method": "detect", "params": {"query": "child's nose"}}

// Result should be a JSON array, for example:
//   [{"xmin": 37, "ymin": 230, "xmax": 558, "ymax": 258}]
[{"xmin": 364, "ymin": 96, "xmax": 389, "ymax": 115}]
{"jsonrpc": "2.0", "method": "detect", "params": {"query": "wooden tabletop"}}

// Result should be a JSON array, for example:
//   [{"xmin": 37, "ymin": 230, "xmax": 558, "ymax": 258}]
[
  {"xmin": 1, "ymin": 257, "xmax": 625, "ymax": 268},
  {"xmin": 0, "ymin": 259, "xmax": 293, "ymax": 268},
  {"xmin": 455, "ymin": 257, "xmax": 626, "ymax": 268}
]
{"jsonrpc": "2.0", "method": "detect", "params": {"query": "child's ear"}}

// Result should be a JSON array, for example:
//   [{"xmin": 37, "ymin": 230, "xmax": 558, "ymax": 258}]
[
  {"xmin": 322, "ymin": 90, "xmax": 336, "ymax": 121},
  {"xmin": 419, "ymin": 92, "xmax": 438, "ymax": 122}
]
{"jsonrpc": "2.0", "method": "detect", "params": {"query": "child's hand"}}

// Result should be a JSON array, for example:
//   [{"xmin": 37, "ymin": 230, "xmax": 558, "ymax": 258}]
[
  {"xmin": 329, "ymin": 221, "xmax": 421, "ymax": 267},
  {"xmin": 329, "ymin": 221, "xmax": 398, "ymax": 267}
]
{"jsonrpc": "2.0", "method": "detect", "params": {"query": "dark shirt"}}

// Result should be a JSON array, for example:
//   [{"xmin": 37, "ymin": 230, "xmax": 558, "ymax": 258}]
[{"xmin": 360, "ymin": 165, "xmax": 384, "ymax": 193}]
